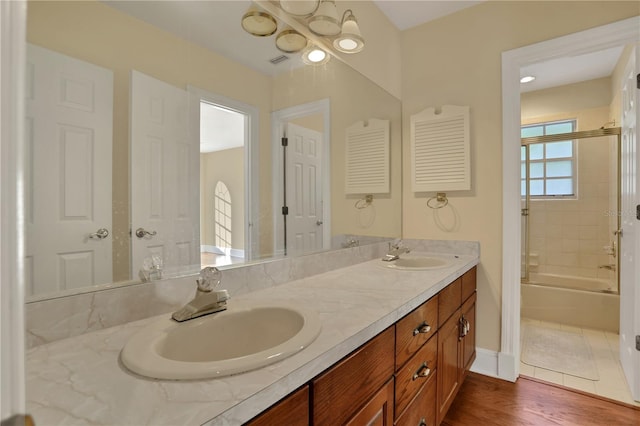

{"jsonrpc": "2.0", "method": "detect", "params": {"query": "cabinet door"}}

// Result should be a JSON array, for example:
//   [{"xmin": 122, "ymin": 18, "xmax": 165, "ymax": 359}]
[
  {"xmin": 461, "ymin": 293, "xmax": 476, "ymax": 374},
  {"xmin": 436, "ymin": 308, "xmax": 462, "ymax": 424},
  {"xmin": 246, "ymin": 385, "xmax": 309, "ymax": 426},
  {"xmin": 345, "ymin": 378, "xmax": 394, "ymax": 426}
]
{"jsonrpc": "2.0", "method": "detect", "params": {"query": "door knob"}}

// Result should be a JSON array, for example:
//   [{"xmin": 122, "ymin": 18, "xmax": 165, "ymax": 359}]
[
  {"xmin": 316, "ymin": 220, "xmax": 323, "ymax": 226},
  {"xmin": 135, "ymin": 228, "xmax": 157, "ymax": 238},
  {"xmin": 89, "ymin": 228, "xmax": 109, "ymax": 239}
]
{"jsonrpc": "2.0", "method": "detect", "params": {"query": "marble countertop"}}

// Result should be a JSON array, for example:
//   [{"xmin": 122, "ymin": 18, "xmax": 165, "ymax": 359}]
[{"xmin": 26, "ymin": 251, "xmax": 478, "ymax": 425}]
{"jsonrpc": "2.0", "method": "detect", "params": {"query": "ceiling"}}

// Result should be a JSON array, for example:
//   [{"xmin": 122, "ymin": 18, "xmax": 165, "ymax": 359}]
[{"xmin": 104, "ymin": 0, "xmax": 625, "ymax": 97}]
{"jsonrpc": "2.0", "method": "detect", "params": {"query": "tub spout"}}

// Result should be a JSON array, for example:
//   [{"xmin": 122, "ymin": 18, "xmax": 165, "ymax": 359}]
[{"xmin": 598, "ymin": 264, "xmax": 616, "ymax": 271}]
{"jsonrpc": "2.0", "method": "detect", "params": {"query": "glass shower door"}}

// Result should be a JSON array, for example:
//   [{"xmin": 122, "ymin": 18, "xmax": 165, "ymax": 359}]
[{"xmin": 521, "ymin": 145, "xmax": 529, "ymax": 282}]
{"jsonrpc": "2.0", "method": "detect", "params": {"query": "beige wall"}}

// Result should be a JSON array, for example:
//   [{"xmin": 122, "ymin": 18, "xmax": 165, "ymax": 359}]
[
  {"xmin": 401, "ymin": 1, "xmax": 639, "ymax": 352},
  {"xmin": 200, "ymin": 148, "xmax": 245, "ymax": 251},
  {"xmin": 522, "ymin": 82, "xmax": 616, "ymax": 282},
  {"xmin": 27, "ymin": 0, "xmax": 273, "ymax": 280}
]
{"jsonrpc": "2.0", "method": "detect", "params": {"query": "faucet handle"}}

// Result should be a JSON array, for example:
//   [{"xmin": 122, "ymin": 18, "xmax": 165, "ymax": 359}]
[{"xmin": 197, "ymin": 266, "xmax": 221, "ymax": 292}]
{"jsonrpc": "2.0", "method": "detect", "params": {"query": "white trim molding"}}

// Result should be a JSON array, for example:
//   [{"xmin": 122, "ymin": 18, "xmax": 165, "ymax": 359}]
[
  {"xmin": 501, "ymin": 16, "xmax": 640, "ymax": 382},
  {"xmin": 1, "ymin": 0, "xmax": 27, "ymax": 419}
]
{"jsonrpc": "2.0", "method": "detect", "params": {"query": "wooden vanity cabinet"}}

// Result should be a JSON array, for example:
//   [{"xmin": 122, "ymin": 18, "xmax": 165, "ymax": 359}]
[
  {"xmin": 436, "ymin": 268, "xmax": 477, "ymax": 424},
  {"xmin": 245, "ymin": 385, "xmax": 309, "ymax": 426},
  {"xmin": 245, "ymin": 266, "xmax": 477, "ymax": 426}
]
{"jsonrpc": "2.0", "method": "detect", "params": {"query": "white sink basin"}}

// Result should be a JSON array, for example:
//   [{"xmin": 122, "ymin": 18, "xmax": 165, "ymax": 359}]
[
  {"xmin": 382, "ymin": 254, "xmax": 452, "ymax": 270},
  {"xmin": 121, "ymin": 301, "xmax": 321, "ymax": 380}
]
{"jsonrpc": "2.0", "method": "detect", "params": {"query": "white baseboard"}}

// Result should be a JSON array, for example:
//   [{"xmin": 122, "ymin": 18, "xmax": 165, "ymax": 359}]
[{"xmin": 470, "ymin": 348, "xmax": 518, "ymax": 382}]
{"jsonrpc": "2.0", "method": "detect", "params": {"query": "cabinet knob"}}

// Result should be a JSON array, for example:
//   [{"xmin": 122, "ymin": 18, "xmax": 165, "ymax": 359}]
[
  {"xmin": 412, "ymin": 362, "xmax": 431, "ymax": 380},
  {"xmin": 413, "ymin": 321, "xmax": 431, "ymax": 336},
  {"xmin": 418, "ymin": 418, "xmax": 427, "ymax": 426}
]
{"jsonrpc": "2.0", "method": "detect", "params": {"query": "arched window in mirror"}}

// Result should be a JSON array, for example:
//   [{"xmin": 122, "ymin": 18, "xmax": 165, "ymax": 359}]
[{"xmin": 214, "ymin": 181, "xmax": 232, "ymax": 252}]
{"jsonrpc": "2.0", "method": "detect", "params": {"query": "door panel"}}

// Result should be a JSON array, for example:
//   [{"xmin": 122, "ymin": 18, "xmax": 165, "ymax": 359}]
[
  {"xmin": 620, "ymin": 45, "xmax": 640, "ymax": 402},
  {"xmin": 130, "ymin": 71, "xmax": 199, "ymax": 279},
  {"xmin": 25, "ymin": 44, "xmax": 113, "ymax": 295},
  {"xmin": 286, "ymin": 123, "xmax": 323, "ymax": 255}
]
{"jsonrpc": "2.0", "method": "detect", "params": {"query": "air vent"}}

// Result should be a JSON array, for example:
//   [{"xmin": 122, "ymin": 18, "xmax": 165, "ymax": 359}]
[{"xmin": 270, "ymin": 55, "xmax": 289, "ymax": 65}]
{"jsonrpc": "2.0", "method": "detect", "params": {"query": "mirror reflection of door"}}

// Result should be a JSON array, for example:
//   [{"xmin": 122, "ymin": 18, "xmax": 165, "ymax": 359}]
[
  {"xmin": 25, "ymin": 44, "xmax": 114, "ymax": 296},
  {"xmin": 130, "ymin": 71, "xmax": 199, "ymax": 280},
  {"xmin": 199, "ymin": 101, "xmax": 246, "ymax": 268},
  {"xmin": 285, "ymin": 122, "xmax": 324, "ymax": 256}
]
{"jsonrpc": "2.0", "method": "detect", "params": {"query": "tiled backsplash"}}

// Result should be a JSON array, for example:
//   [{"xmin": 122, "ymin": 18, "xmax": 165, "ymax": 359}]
[{"xmin": 25, "ymin": 239, "xmax": 479, "ymax": 348}]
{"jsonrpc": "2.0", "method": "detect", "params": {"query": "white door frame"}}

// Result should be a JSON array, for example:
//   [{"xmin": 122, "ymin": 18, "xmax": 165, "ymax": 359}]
[
  {"xmin": 187, "ymin": 86, "xmax": 260, "ymax": 261},
  {"xmin": 500, "ymin": 16, "xmax": 640, "ymax": 381},
  {"xmin": 1, "ymin": 0, "xmax": 26, "ymax": 419},
  {"xmin": 272, "ymin": 99, "xmax": 331, "ymax": 256}
]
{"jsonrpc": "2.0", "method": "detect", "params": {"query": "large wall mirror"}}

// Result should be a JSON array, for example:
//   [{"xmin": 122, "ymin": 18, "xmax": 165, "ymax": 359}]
[{"xmin": 24, "ymin": 0, "xmax": 402, "ymax": 301}]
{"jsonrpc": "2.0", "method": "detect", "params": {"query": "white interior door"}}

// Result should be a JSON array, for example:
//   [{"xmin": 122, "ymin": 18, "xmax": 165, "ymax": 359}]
[
  {"xmin": 286, "ymin": 123, "xmax": 323, "ymax": 255},
  {"xmin": 25, "ymin": 44, "xmax": 113, "ymax": 296},
  {"xmin": 620, "ymin": 45, "xmax": 640, "ymax": 402},
  {"xmin": 130, "ymin": 71, "xmax": 199, "ymax": 279}
]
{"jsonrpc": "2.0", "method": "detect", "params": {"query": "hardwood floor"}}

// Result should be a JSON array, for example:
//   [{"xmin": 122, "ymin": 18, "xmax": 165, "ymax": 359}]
[{"xmin": 442, "ymin": 373, "xmax": 640, "ymax": 426}]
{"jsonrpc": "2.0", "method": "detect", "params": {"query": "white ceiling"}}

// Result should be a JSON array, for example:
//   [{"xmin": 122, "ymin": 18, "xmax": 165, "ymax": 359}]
[
  {"xmin": 200, "ymin": 102, "xmax": 245, "ymax": 153},
  {"xmin": 374, "ymin": 0, "xmax": 483, "ymax": 31}
]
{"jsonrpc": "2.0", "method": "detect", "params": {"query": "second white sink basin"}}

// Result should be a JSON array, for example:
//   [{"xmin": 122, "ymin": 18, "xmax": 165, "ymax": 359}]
[
  {"xmin": 382, "ymin": 254, "xmax": 452, "ymax": 270},
  {"xmin": 121, "ymin": 301, "xmax": 321, "ymax": 380}
]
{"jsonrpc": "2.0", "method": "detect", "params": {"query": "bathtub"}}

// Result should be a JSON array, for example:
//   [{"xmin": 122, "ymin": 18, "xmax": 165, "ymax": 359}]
[{"xmin": 521, "ymin": 273, "xmax": 619, "ymax": 332}]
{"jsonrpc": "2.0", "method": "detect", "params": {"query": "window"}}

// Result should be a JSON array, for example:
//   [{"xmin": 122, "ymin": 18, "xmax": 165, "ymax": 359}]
[
  {"xmin": 214, "ymin": 181, "xmax": 232, "ymax": 250},
  {"xmin": 521, "ymin": 120, "xmax": 576, "ymax": 198}
]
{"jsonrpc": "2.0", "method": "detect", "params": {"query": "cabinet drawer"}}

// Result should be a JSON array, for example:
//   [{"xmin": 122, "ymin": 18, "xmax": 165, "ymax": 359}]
[
  {"xmin": 394, "ymin": 371, "xmax": 436, "ymax": 426},
  {"xmin": 246, "ymin": 385, "xmax": 309, "ymax": 426},
  {"xmin": 395, "ymin": 295, "xmax": 438, "ymax": 370},
  {"xmin": 461, "ymin": 267, "xmax": 476, "ymax": 303},
  {"xmin": 313, "ymin": 326, "xmax": 395, "ymax": 426},
  {"xmin": 394, "ymin": 334, "xmax": 437, "ymax": 417},
  {"xmin": 438, "ymin": 277, "xmax": 461, "ymax": 326}
]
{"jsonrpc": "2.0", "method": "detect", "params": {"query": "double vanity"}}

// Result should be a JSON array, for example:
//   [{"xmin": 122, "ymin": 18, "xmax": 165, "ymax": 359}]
[{"xmin": 25, "ymin": 240, "xmax": 479, "ymax": 425}]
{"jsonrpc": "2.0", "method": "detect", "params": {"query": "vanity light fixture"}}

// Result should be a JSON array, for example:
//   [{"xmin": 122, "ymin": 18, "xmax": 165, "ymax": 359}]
[
  {"xmin": 308, "ymin": 0, "xmax": 341, "ymax": 36},
  {"xmin": 276, "ymin": 28, "xmax": 308, "ymax": 53},
  {"xmin": 241, "ymin": 6, "xmax": 278, "ymax": 37},
  {"xmin": 333, "ymin": 9, "xmax": 364, "ymax": 53},
  {"xmin": 302, "ymin": 44, "xmax": 330, "ymax": 65},
  {"xmin": 241, "ymin": 1, "xmax": 365, "ymax": 66},
  {"xmin": 520, "ymin": 75, "xmax": 536, "ymax": 83}
]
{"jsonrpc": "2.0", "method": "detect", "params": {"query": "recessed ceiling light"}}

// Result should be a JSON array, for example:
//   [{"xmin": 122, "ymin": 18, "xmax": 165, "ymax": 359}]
[{"xmin": 520, "ymin": 75, "xmax": 536, "ymax": 83}]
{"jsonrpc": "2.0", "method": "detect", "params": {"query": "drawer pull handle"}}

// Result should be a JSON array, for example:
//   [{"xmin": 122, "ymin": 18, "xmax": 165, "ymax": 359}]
[
  {"xmin": 413, "ymin": 321, "xmax": 431, "ymax": 336},
  {"xmin": 418, "ymin": 418, "xmax": 427, "ymax": 426},
  {"xmin": 412, "ymin": 362, "xmax": 431, "ymax": 380}
]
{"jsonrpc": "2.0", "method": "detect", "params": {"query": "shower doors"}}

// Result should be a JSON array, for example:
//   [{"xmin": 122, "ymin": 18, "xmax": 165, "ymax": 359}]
[{"xmin": 520, "ymin": 128, "xmax": 621, "ymax": 293}]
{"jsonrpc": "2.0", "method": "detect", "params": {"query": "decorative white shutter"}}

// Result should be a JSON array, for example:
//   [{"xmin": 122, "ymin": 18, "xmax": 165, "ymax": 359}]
[
  {"xmin": 410, "ymin": 105, "xmax": 470, "ymax": 192},
  {"xmin": 345, "ymin": 118, "xmax": 390, "ymax": 194}
]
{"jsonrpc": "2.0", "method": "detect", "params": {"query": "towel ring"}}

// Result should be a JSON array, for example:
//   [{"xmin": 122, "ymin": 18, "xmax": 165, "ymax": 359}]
[
  {"xmin": 427, "ymin": 192, "xmax": 448, "ymax": 209},
  {"xmin": 355, "ymin": 194, "xmax": 373, "ymax": 209}
]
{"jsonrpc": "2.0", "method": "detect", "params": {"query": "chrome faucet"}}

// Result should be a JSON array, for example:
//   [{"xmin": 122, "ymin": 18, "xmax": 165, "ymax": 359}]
[
  {"xmin": 382, "ymin": 240, "xmax": 411, "ymax": 262},
  {"xmin": 172, "ymin": 267, "xmax": 229, "ymax": 322}
]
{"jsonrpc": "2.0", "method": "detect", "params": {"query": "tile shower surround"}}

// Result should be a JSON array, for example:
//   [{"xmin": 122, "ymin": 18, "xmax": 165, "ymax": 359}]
[{"xmin": 25, "ymin": 239, "xmax": 479, "ymax": 348}]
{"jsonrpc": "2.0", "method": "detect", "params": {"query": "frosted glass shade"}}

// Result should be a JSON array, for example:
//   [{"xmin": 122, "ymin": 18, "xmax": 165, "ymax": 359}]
[
  {"xmin": 241, "ymin": 8, "xmax": 277, "ymax": 37},
  {"xmin": 333, "ymin": 13, "xmax": 364, "ymax": 53},
  {"xmin": 276, "ymin": 29, "xmax": 307, "ymax": 53},
  {"xmin": 308, "ymin": 0, "xmax": 340, "ymax": 36},
  {"xmin": 280, "ymin": 0, "xmax": 319, "ymax": 16}
]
